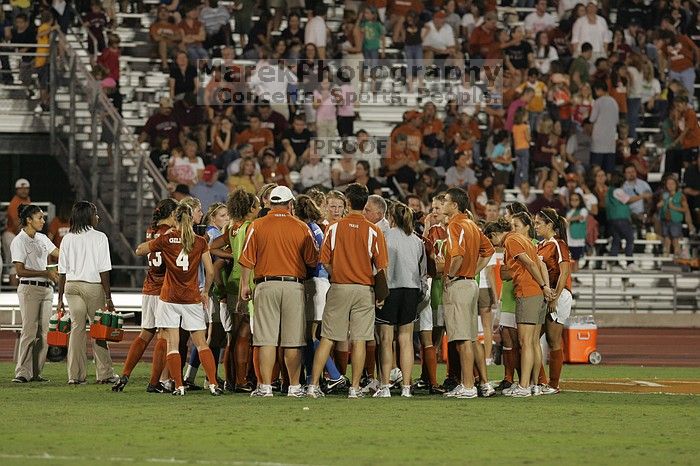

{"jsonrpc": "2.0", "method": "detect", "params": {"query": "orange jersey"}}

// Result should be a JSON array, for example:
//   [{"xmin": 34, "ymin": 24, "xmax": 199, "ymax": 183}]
[
  {"xmin": 391, "ymin": 123, "xmax": 422, "ymax": 154},
  {"xmin": 320, "ymin": 213, "xmax": 389, "ymax": 285},
  {"xmin": 445, "ymin": 213, "xmax": 495, "ymax": 278},
  {"xmin": 150, "ymin": 231, "xmax": 209, "ymax": 304},
  {"xmin": 537, "ymin": 237, "xmax": 572, "ymax": 292},
  {"xmin": 424, "ymin": 224, "xmax": 447, "ymax": 277},
  {"xmin": 681, "ymin": 108, "xmax": 700, "ymax": 149},
  {"xmin": 239, "ymin": 209, "xmax": 318, "ymax": 279},
  {"xmin": 503, "ymin": 232, "xmax": 542, "ymax": 298},
  {"xmin": 236, "ymin": 127, "xmax": 274, "ymax": 154},
  {"xmin": 142, "ymin": 224, "xmax": 172, "ymax": 296},
  {"xmin": 6, "ymin": 195, "xmax": 30, "ymax": 234},
  {"xmin": 47, "ymin": 217, "xmax": 70, "ymax": 248}
]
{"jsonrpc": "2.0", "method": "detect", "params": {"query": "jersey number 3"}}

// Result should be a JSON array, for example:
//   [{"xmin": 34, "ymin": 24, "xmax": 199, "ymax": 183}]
[
  {"xmin": 176, "ymin": 250, "xmax": 190, "ymax": 271},
  {"xmin": 148, "ymin": 252, "xmax": 162, "ymax": 267}
]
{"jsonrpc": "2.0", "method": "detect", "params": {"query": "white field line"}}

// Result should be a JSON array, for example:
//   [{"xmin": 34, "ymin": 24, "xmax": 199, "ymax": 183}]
[
  {"xmin": 632, "ymin": 380, "xmax": 664, "ymax": 387},
  {"xmin": 565, "ymin": 389, "xmax": 699, "ymax": 396},
  {"xmin": 0, "ymin": 453, "xmax": 319, "ymax": 466}
]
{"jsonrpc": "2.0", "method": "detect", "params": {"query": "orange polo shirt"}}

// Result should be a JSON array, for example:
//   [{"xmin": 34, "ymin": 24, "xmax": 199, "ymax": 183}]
[
  {"xmin": 444, "ymin": 213, "xmax": 495, "ymax": 278},
  {"xmin": 503, "ymin": 232, "xmax": 542, "ymax": 298},
  {"xmin": 236, "ymin": 128, "xmax": 274, "ymax": 155},
  {"xmin": 6, "ymin": 195, "xmax": 31, "ymax": 234},
  {"xmin": 239, "ymin": 208, "xmax": 318, "ymax": 279},
  {"xmin": 320, "ymin": 213, "xmax": 388, "ymax": 286}
]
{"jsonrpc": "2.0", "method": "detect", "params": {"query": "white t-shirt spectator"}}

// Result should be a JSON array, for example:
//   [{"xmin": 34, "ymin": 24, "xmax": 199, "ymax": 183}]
[
  {"xmin": 249, "ymin": 61, "xmax": 297, "ymax": 106},
  {"xmin": 300, "ymin": 161, "xmax": 332, "ymax": 189},
  {"xmin": 445, "ymin": 165, "xmax": 476, "ymax": 188},
  {"xmin": 535, "ymin": 45, "xmax": 559, "ymax": 75},
  {"xmin": 524, "ymin": 11, "xmax": 557, "ymax": 36},
  {"xmin": 423, "ymin": 22, "xmax": 455, "ymax": 51},
  {"xmin": 455, "ymin": 84, "xmax": 484, "ymax": 116},
  {"xmin": 199, "ymin": 6, "xmax": 230, "ymax": 35},
  {"xmin": 639, "ymin": 77, "xmax": 661, "ymax": 105},
  {"xmin": 172, "ymin": 156, "xmax": 205, "ymax": 185},
  {"xmin": 627, "ymin": 65, "xmax": 643, "ymax": 99},
  {"xmin": 572, "ymin": 15, "xmax": 610, "ymax": 55},
  {"xmin": 590, "ymin": 95, "xmax": 619, "ymax": 154},
  {"xmin": 305, "ymin": 15, "xmax": 327, "ymax": 49},
  {"xmin": 460, "ymin": 14, "xmax": 483, "ymax": 36}
]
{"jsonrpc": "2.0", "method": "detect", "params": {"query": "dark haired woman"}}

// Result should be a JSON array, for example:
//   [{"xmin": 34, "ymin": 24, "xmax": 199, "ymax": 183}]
[
  {"xmin": 534, "ymin": 207, "xmax": 572, "ymax": 395},
  {"xmin": 113, "ymin": 199, "xmax": 178, "ymax": 392},
  {"xmin": 57, "ymin": 201, "xmax": 117, "ymax": 385},
  {"xmin": 136, "ymin": 202, "xmax": 219, "ymax": 396},
  {"xmin": 374, "ymin": 202, "xmax": 427, "ymax": 398},
  {"xmin": 10, "ymin": 204, "xmax": 59, "ymax": 383},
  {"xmin": 209, "ymin": 189, "xmax": 260, "ymax": 391}
]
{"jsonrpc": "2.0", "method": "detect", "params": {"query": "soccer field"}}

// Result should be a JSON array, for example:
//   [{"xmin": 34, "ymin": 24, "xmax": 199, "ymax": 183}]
[{"xmin": 1, "ymin": 363, "xmax": 698, "ymax": 466}]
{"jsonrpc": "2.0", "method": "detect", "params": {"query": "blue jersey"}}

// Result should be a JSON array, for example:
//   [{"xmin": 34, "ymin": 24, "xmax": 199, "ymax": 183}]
[
  {"xmin": 308, "ymin": 222, "xmax": 329, "ymax": 280},
  {"xmin": 199, "ymin": 226, "xmax": 223, "ymax": 290}
]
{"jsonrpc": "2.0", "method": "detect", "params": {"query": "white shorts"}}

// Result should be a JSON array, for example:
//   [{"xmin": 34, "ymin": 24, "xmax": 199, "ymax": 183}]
[
  {"xmin": 305, "ymin": 277, "xmax": 330, "ymax": 322},
  {"xmin": 156, "ymin": 300, "xmax": 207, "ymax": 331},
  {"xmin": 141, "ymin": 294, "xmax": 159, "ymax": 330},
  {"xmin": 220, "ymin": 301, "xmax": 232, "ymax": 332},
  {"xmin": 418, "ymin": 290, "xmax": 432, "ymax": 332},
  {"xmin": 550, "ymin": 289, "xmax": 572, "ymax": 324},
  {"xmin": 500, "ymin": 312, "xmax": 516, "ymax": 329}
]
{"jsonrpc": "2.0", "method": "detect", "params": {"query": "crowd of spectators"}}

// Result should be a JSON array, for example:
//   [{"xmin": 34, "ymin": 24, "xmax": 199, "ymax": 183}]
[{"xmin": 1, "ymin": 0, "xmax": 700, "ymax": 262}]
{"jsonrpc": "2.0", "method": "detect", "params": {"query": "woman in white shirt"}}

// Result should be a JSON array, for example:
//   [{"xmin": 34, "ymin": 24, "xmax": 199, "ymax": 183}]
[
  {"xmin": 57, "ymin": 201, "xmax": 116, "ymax": 385},
  {"xmin": 534, "ymin": 31, "xmax": 559, "ymax": 75},
  {"xmin": 10, "ymin": 205, "xmax": 59, "ymax": 383}
]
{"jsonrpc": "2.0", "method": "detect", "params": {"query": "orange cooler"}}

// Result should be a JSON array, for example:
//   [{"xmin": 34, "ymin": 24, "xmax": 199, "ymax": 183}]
[{"xmin": 563, "ymin": 317, "xmax": 601, "ymax": 364}]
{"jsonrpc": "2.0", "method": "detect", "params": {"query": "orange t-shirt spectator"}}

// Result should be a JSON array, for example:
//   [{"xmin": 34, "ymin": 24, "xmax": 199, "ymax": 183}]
[{"xmin": 236, "ymin": 114, "xmax": 274, "ymax": 156}]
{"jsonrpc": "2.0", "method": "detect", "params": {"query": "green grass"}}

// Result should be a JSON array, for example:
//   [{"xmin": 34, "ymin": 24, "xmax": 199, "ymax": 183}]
[{"xmin": 0, "ymin": 362, "xmax": 699, "ymax": 466}]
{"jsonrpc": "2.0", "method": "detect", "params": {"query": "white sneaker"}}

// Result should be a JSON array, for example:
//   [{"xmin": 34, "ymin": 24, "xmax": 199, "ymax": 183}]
[
  {"xmin": 287, "ymin": 384, "xmax": 304, "ymax": 398},
  {"xmin": 479, "ymin": 383, "xmax": 496, "ymax": 397},
  {"xmin": 161, "ymin": 379, "xmax": 174, "ymax": 392},
  {"xmin": 540, "ymin": 384, "xmax": 560, "ymax": 395},
  {"xmin": 172, "ymin": 386, "xmax": 186, "ymax": 396},
  {"xmin": 305, "ymin": 384, "xmax": 325, "ymax": 398},
  {"xmin": 208, "ymin": 383, "xmax": 223, "ymax": 396},
  {"xmin": 531, "ymin": 384, "xmax": 543, "ymax": 396},
  {"xmin": 444, "ymin": 384, "xmax": 477, "ymax": 399},
  {"xmin": 250, "ymin": 386, "xmax": 273, "ymax": 397},
  {"xmin": 348, "ymin": 387, "xmax": 364, "ymax": 398},
  {"xmin": 510, "ymin": 385, "xmax": 532, "ymax": 398},
  {"xmin": 400, "ymin": 385, "xmax": 412, "ymax": 398},
  {"xmin": 373, "ymin": 385, "xmax": 391, "ymax": 398},
  {"xmin": 502, "ymin": 384, "xmax": 518, "ymax": 397},
  {"xmin": 444, "ymin": 383, "xmax": 466, "ymax": 398},
  {"xmin": 389, "ymin": 368, "xmax": 403, "ymax": 386},
  {"xmin": 360, "ymin": 378, "xmax": 380, "ymax": 395}
]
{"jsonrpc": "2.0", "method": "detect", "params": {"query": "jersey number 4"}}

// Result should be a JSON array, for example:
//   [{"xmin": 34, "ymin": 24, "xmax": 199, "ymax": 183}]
[{"xmin": 176, "ymin": 250, "xmax": 190, "ymax": 271}]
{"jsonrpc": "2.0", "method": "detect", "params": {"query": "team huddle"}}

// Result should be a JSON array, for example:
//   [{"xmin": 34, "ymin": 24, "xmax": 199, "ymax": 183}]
[{"xmin": 112, "ymin": 182, "xmax": 572, "ymax": 398}]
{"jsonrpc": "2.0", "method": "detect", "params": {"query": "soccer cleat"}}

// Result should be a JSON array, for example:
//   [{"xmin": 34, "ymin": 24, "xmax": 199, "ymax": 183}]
[
  {"xmin": 32, "ymin": 375, "xmax": 50, "ymax": 382},
  {"xmin": 531, "ymin": 385, "xmax": 543, "ymax": 396},
  {"xmin": 495, "ymin": 379, "xmax": 513, "ymax": 393},
  {"xmin": 442, "ymin": 377, "xmax": 459, "ymax": 391},
  {"xmin": 223, "ymin": 381, "xmax": 235, "ymax": 393},
  {"xmin": 502, "ymin": 384, "xmax": 518, "ymax": 397},
  {"xmin": 146, "ymin": 382, "xmax": 168, "ymax": 393},
  {"xmin": 510, "ymin": 385, "xmax": 532, "ymax": 398},
  {"xmin": 360, "ymin": 378, "xmax": 380, "ymax": 395},
  {"xmin": 540, "ymin": 384, "xmax": 560, "ymax": 395},
  {"xmin": 287, "ymin": 384, "xmax": 304, "ymax": 398},
  {"xmin": 323, "ymin": 376, "xmax": 348, "ymax": 394},
  {"xmin": 12, "ymin": 376, "xmax": 28, "ymax": 383},
  {"xmin": 444, "ymin": 384, "xmax": 477, "ymax": 398},
  {"xmin": 270, "ymin": 379, "xmax": 282, "ymax": 392},
  {"xmin": 111, "ymin": 375, "xmax": 129, "ymax": 392},
  {"xmin": 429, "ymin": 384, "xmax": 447, "ymax": 395},
  {"xmin": 172, "ymin": 386, "xmax": 186, "ymax": 396},
  {"xmin": 234, "ymin": 381, "xmax": 255, "ymax": 393},
  {"xmin": 389, "ymin": 368, "xmax": 403, "ymax": 388},
  {"xmin": 161, "ymin": 379, "xmax": 174, "ymax": 392},
  {"xmin": 479, "ymin": 383, "xmax": 496, "ymax": 398},
  {"xmin": 401, "ymin": 386, "xmax": 413, "ymax": 398},
  {"xmin": 209, "ymin": 384, "xmax": 223, "ymax": 396},
  {"xmin": 347, "ymin": 387, "xmax": 365, "ymax": 399},
  {"xmin": 97, "ymin": 375, "xmax": 119, "ymax": 385},
  {"xmin": 373, "ymin": 386, "xmax": 391, "ymax": 398},
  {"xmin": 184, "ymin": 380, "xmax": 203, "ymax": 391},
  {"xmin": 412, "ymin": 379, "xmax": 429, "ymax": 390},
  {"xmin": 305, "ymin": 384, "xmax": 325, "ymax": 398},
  {"xmin": 250, "ymin": 386, "xmax": 274, "ymax": 397}
]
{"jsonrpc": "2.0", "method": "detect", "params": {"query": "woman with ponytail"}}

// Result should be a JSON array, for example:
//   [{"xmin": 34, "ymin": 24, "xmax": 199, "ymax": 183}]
[
  {"xmin": 113, "ymin": 199, "xmax": 177, "ymax": 392},
  {"xmin": 534, "ymin": 207, "xmax": 573, "ymax": 395},
  {"xmin": 209, "ymin": 189, "xmax": 260, "ymax": 392},
  {"xmin": 484, "ymin": 213, "xmax": 552, "ymax": 398},
  {"xmin": 135, "ymin": 201, "xmax": 220, "ymax": 396},
  {"xmin": 373, "ymin": 202, "xmax": 427, "ymax": 398},
  {"xmin": 10, "ymin": 204, "xmax": 59, "ymax": 383}
]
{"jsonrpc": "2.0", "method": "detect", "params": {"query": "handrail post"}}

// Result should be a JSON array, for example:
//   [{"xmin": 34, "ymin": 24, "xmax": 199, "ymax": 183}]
[
  {"xmin": 49, "ymin": 32, "xmax": 57, "ymax": 154},
  {"xmin": 68, "ymin": 57, "xmax": 76, "ymax": 176},
  {"xmin": 672, "ymin": 272, "xmax": 678, "ymax": 313},
  {"xmin": 135, "ymin": 150, "xmax": 145, "ymax": 251},
  {"xmin": 591, "ymin": 270, "xmax": 596, "ymax": 315},
  {"xmin": 112, "ymin": 120, "xmax": 121, "ymax": 225},
  {"xmin": 90, "ymin": 90, "xmax": 100, "ymax": 200}
]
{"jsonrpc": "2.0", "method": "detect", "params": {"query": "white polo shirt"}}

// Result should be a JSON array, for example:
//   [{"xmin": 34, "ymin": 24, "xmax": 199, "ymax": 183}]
[
  {"xmin": 58, "ymin": 227, "xmax": 112, "ymax": 283},
  {"xmin": 423, "ymin": 22, "xmax": 455, "ymax": 51},
  {"xmin": 10, "ymin": 229, "xmax": 57, "ymax": 283}
]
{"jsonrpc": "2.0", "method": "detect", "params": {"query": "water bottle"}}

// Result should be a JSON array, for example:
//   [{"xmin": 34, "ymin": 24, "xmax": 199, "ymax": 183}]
[
  {"xmin": 117, "ymin": 314, "xmax": 124, "ymax": 329},
  {"xmin": 94, "ymin": 309, "xmax": 103, "ymax": 324},
  {"xmin": 101, "ymin": 310, "xmax": 112, "ymax": 326},
  {"xmin": 49, "ymin": 314, "xmax": 58, "ymax": 332}
]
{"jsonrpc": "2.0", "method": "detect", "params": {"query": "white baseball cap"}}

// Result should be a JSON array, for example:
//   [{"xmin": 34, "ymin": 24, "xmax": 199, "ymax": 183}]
[
  {"xmin": 15, "ymin": 178, "xmax": 30, "ymax": 189},
  {"xmin": 269, "ymin": 186, "xmax": 294, "ymax": 203}
]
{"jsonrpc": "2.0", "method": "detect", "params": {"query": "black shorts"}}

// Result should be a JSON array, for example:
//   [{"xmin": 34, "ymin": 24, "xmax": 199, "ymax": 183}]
[{"xmin": 375, "ymin": 288, "xmax": 420, "ymax": 326}]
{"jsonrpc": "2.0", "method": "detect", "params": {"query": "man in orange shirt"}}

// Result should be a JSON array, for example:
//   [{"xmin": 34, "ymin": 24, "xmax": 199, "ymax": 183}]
[
  {"xmin": 391, "ymin": 110, "xmax": 423, "ymax": 156},
  {"xmin": 236, "ymin": 113, "xmax": 274, "ymax": 157},
  {"xmin": 468, "ymin": 11, "xmax": 497, "ymax": 58},
  {"xmin": 672, "ymin": 95, "xmax": 700, "ymax": 177},
  {"xmin": 306, "ymin": 183, "xmax": 389, "ymax": 398},
  {"xmin": 2, "ymin": 178, "xmax": 31, "ymax": 286},
  {"xmin": 239, "ymin": 186, "xmax": 318, "ymax": 397},
  {"xmin": 441, "ymin": 187, "xmax": 495, "ymax": 399}
]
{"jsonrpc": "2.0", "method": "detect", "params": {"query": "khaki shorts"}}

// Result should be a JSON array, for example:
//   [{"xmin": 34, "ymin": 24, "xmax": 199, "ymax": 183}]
[
  {"xmin": 478, "ymin": 287, "xmax": 495, "ymax": 310},
  {"xmin": 321, "ymin": 284, "xmax": 375, "ymax": 341},
  {"xmin": 516, "ymin": 295, "xmax": 546, "ymax": 325},
  {"xmin": 252, "ymin": 281, "xmax": 306, "ymax": 347},
  {"xmin": 443, "ymin": 279, "xmax": 479, "ymax": 342}
]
